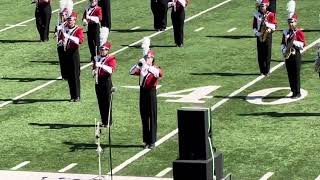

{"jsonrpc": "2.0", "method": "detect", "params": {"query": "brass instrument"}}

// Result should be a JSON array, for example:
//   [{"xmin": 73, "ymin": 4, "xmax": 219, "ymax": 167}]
[
  {"xmin": 283, "ymin": 32, "xmax": 296, "ymax": 60},
  {"xmin": 259, "ymin": 14, "xmax": 270, "ymax": 42}
]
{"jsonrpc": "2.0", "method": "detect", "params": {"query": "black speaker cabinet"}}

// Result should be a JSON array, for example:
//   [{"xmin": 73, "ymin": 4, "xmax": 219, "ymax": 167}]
[
  {"xmin": 177, "ymin": 108, "xmax": 211, "ymax": 160},
  {"xmin": 173, "ymin": 158, "xmax": 213, "ymax": 180}
]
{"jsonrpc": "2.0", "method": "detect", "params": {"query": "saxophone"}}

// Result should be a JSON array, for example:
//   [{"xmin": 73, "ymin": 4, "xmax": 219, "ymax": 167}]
[
  {"xmin": 259, "ymin": 14, "xmax": 270, "ymax": 43},
  {"xmin": 283, "ymin": 32, "xmax": 296, "ymax": 60}
]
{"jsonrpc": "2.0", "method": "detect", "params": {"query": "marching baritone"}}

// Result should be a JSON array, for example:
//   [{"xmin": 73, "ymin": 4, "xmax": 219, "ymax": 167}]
[
  {"xmin": 281, "ymin": 14, "xmax": 305, "ymax": 99},
  {"xmin": 252, "ymin": 0, "xmax": 277, "ymax": 76},
  {"xmin": 34, "ymin": 0, "xmax": 52, "ymax": 42},
  {"xmin": 129, "ymin": 49, "xmax": 163, "ymax": 149},
  {"xmin": 83, "ymin": 0, "xmax": 102, "ymax": 62},
  {"xmin": 168, "ymin": 0, "xmax": 188, "ymax": 47},
  {"xmin": 57, "ymin": 12, "xmax": 84, "ymax": 102},
  {"xmin": 93, "ymin": 42, "xmax": 117, "ymax": 126}
]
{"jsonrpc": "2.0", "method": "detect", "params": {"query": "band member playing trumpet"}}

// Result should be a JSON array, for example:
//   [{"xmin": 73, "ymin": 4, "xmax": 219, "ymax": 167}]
[
  {"xmin": 280, "ymin": 14, "xmax": 305, "ymax": 99},
  {"xmin": 129, "ymin": 41, "xmax": 163, "ymax": 149},
  {"xmin": 93, "ymin": 42, "xmax": 116, "ymax": 126},
  {"xmin": 253, "ymin": 0, "xmax": 277, "ymax": 76}
]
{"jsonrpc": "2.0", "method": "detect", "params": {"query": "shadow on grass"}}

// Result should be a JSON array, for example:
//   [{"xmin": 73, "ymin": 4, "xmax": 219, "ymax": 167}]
[
  {"xmin": 0, "ymin": 39, "xmax": 40, "ymax": 43},
  {"xmin": 0, "ymin": 98, "xmax": 69, "ymax": 104},
  {"xmin": 206, "ymin": 35, "xmax": 255, "ymax": 39},
  {"xmin": 239, "ymin": 112, "xmax": 320, "ymax": 117},
  {"xmin": 111, "ymin": 29, "xmax": 155, "ymax": 33},
  {"xmin": 190, "ymin": 72, "xmax": 260, "ymax": 76},
  {"xmin": 2, "ymin": 77, "xmax": 59, "ymax": 82},
  {"xmin": 63, "ymin": 141, "xmax": 144, "ymax": 152},
  {"xmin": 123, "ymin": 44, "xmax": 177, "ymax": 48},
  {"xmin": 271, "ymin": 59, "xmax": 315, "ymax": 64},
  {"xmin": 29, "ymin": 123, "xmax": 94, "ymax": 129}
]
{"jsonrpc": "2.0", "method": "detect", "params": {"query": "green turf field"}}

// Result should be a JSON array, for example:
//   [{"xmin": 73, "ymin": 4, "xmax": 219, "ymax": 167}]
[{"xmin": 1, "ymin": 0, "xmax": 320, "ymax": 179}]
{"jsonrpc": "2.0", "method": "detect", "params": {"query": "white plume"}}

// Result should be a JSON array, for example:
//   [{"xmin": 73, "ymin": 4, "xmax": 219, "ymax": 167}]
[
  {"xmin": 100, "ymin": 27, "xmax": 109, "ymax": 46},
  {"xmin": 64, "ymin": 0, "xmax": 74, "ymax": 17},
  {"xmin": 141, "ymin": 37, "xmax": 150, "ymax": 56},
  {"xmin": 287, "ymin": 0, "xmax": 296, "ymax": 18}
]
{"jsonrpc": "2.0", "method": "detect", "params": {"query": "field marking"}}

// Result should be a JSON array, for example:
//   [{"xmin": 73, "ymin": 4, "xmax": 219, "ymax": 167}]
[
  {"xmin": 194, "ymin": 27, "xmax": 204, "ymax": 32},
  {"xmin": 315, "ymin": 175, "xmax": 320, "ymax": 180},
  {"xmin": 0, "ymin": 0, "xmax": 233, "ymax": 109},
  {"xmin": 58, "ymin": 163, "xmax": 78, "ymax": 173},
  {"xmin": 10, "ymin": 161, "xmax": 30, "ymax": 170},
  {"xmin": 259, "ymin": 172, "xmax": 274, "ymax": 180},
  {"xmin": 131, "ymin": 26, "xmax": 141, "ymax": 30},
  {"xmin": 155, "ymin": 167, "xmax": 172, "ymax": 177},
  {"xmin": 227, "ymin": 27, "xmax": 237, "ymax": 32},
  {"xmin": 5, "ymin": 24, "xmax": 27, "ymax": 27},
  {"xmin": 0, "ymin": 0, "xmax": 86, "ymax": 33}
]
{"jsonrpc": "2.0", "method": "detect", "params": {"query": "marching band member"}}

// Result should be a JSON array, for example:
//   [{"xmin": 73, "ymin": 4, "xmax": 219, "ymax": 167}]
[
  {"xmin": 168, "ymin": 0, "xmax": 188, "ymax": 47},
  {"xmin": 93, "ymin": 41, "xmax": 116, "ymax": 126},
  {"xmin": 151, "ymin": 0, "xmax": 169, "ymax": 31},
  {"xmin": 252, "ymin": 0, "xmax": 277, "ymax": 76},
  {"xmin": 34, "ymin": 0, "xmax": 52, "ymax": 42},
  {"xmin": 83, "ymin": 0, "xmax": 102, "ymax": 62},
  {"xmin": 57, "ymin": 12, "xmax": 84, "ymax": 102},
  {"xmin": 98, "ymin": 0, "xmax": 111, "ymax": 29},
  {"xmin": 129, "ymin": 39, "xmax": 163, "ymax": 149},
  {"xmin": 280, "ymin": 14, "xmax": 305, "ymax": 99},
  {"xmin": 57, "ymin": 0, "xmax": 73, "ymax": 80}
]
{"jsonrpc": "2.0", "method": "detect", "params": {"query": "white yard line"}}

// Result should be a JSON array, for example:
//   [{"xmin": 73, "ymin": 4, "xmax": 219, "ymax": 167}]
[
  {"xmin": 259, "ymin": 172, "xmax": 274, "ymax": 180},
  {"xmin": 227, "ymin": 27, "xmax": 237, "ymax": 32},
  {"xmin": 130, "ymin": 26, "xmax": 141, "ymax": 30},
  {"xmin": 5, "ymin": 24, "xmax": 27, "ymax": 27},
  {"xmin": 0, "ymin": 0, "xmax": 233, "ymax": 109},
  {"xmin": 0, "ymin": 0, "xmax": 86, "ymax": 33},
  {"xmin": 194, "ymin": 27, "xmax": 204, "ymax": 32},
  {"xmin": 315, "ymin": 175, "xmax": 320, "ymax": 180},
  {"xmin": 58, "ymin": 163, "xmax": 78, "ymax": 173},
  {"xmin": 10, "ymin": 161, "xmax": 30, "ymax": 170},
  {"xmin": 155, "ymin": 167, "xmax": 172, "ymax": 177}
]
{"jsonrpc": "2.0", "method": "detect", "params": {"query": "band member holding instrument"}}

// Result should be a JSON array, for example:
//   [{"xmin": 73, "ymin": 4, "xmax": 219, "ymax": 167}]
[
  {"xmin": 280, "ymin": 14, "xmax": 305, "ymax": 99},
  {"xmin": 57, "ymin": 12, "xmax": 84, "ymax": 102},
  {"xmin": 34, "ymin": 0, "xmax": 52, "ymax": 42},
  {"xmin": 93, "ymin": 41, "xmax": 116, "ymax": 126},
  {"xmin": 253, "ymin": 0, "xmax": 277, "ymax": 76},
  {"xmin": 83, "ymin": 0, "xmax": 102, "ymax": 62},
  {"xmin": 129, "ymin": 39, "xmax": 163, "ymax": 149}
]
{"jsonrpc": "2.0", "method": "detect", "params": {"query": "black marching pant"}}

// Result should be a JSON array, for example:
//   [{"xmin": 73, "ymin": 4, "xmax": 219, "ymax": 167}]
[
  {"xmin": 57, "ymin": 46, "xmax": 69, "ymax": 79},
  {"xmin": 98, "ymin": 0, "xmax": 111, "ymax": 29},
  {"xmin": 256, "ymin": 33, "xmax": 272, "ymax": 75},
  {"xmin": 140, "ymin": 87, "xmax": 157, "ymax": 145},
  {"xmin": 268, "ymin": 0, "xmax": 276, "ymax": 13},
  {"xmin": 87, "ymin": 23, "xmax": 100, "ymax": 61},
  {"xmin": 95, "ymin": 76, "xmax": 113, "ymax": 126},
  {"xmin": 151, "ymin": 1, "xmax": 168, "ymax": 30},
  {"xmin": 35, "ymin": 4, "xmax": 52, "ymax": 41},
  {"xmin": 171, "ymin": 7, "xmax": 185, "ymax": 46},
  {"xmin": 65, "ymin": 48, "xmax": 81, "ymax": 99},
  {"xmin": 285, "ymin": 50, "xmax": 301, "ymax": 96}
]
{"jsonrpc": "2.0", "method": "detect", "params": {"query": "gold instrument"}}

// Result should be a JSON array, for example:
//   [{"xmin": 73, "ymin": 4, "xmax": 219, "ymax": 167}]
[
  {"xmin": 259, "ymin": 14, "xmax": 270, "ymax": 42},
  {"xmin": 283, "ymin": 32, "xmax": 296, "ymax": 60}
]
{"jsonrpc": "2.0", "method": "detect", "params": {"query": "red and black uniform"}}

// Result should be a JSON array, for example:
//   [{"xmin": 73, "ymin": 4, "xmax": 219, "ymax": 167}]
[
  {"xmin": 57, "ymin": 21, "xmax": 68, "ymax": 79},
  {"xmin": 169, "ymin": 0, "xmax": 188, "ymax": 47},
  {"xmin": 58, "ymin": 24, "xmax": 84, "ymax": 101},
  {"xmin": 151, "ymin": 0, "xmax": 169, "ymax": 31},
  {"xmin": 281, "ymin": 28, "xmax": 305, "ymax": 97},
  {"xmin": 94, "ymin": 55, "xmax": 116, "ymax": 126},
  {"xmin": 98, "ymin": 0, "xmax": 111, "ymax": 29},
  {"xmin": 83, "ymin": 5, "xmax": 102, "ymax": 61},
  {"xmin": 253, "ymin": 10, "xmax": 277, "ymax": 75},
  {"xmin": 35, "ymin": 0, "xmax": 52, "ymax": 42},
  {"xmin": 130, "ymin": 59, "xmax": 163, "ymax": 147}
]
